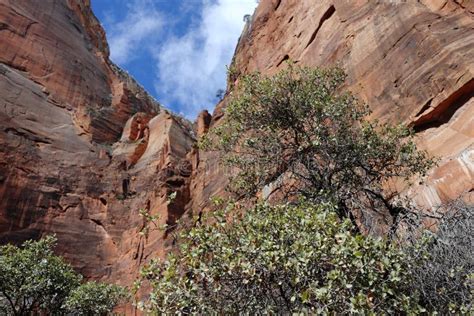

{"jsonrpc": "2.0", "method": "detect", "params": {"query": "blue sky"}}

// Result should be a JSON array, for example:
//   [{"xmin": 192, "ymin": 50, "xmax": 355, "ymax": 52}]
[{"xmin": 91, "ymin": 0, "xmax": 257, "ymax": 119}]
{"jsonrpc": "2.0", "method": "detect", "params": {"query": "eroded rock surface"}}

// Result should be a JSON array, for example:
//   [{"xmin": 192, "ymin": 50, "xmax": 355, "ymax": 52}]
[
  {"xmin": 0, "ymin": 0, "xmax": 473, "ymax": 304},
  {"xmin": 0, "ymin": 0, "xmax": 195, "ymax": 289},
  {"xmin": 194, "ymin": 0, "xmax": 474, "ymax": 212}
]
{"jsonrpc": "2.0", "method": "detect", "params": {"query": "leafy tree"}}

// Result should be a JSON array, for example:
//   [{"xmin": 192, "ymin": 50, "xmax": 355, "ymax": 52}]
[
  {"xmin": 202, "ymin": 64, "xmax": 434, "ymax": 233},
  {"xmin": 0, "ymin": 236, "xmax": 127, "ymax": 315},
  {"xmin": 215, "ymin": 88, "xmax": 225, "ymax": 100},
  {"xmin": 136, "ymin": 201, "xmax": 424, "ymax": 314},
  {"xmin": 64, "ymin": 281, "xmax": 128, "ymax": 315},
  {"xmin": 0, "ymin": 236, "xmax": 81, "ymax": 315}
]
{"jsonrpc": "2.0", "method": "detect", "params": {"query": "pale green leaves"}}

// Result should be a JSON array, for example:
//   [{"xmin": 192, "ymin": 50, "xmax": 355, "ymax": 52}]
[
  {"xmin": 0, "ymin": 236, "xmax": 126, "ymax": 315},
  {"xmin": 136, "ymin": 202, "xmax": 423, "ymax": 314},
  {"xmin": 202, "ymin": 64, "xmax": 434, "ymax": 233},
  {"xmin": 63, "ymin": 281, "xmax": 128, "ymax": 315}
]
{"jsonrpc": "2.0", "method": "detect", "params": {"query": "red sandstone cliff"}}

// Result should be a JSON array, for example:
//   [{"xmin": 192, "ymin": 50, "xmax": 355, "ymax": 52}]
[
  {"xmin": 191, "ymin": 0, "xmax": 474, "ymax": 216},
  {"xmin": 0, "ymin": 0, "xmax": 195, "ymax": 287},
  {"xmin": 0, "ymin": 0, "xmax": 473, "ymax": 299}
]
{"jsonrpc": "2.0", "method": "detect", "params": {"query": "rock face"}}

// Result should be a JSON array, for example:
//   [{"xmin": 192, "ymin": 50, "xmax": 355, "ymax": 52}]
[
  {"xmin": 195, "ymin": 0, "xmax": 474, "ymax": 212},
  {"xmin": 0, "ymin": 0, "xmax": 195, "ymax": 288},
  {"xmin": 0, "ymin": 0, "xmax": 473, "ymax": 301}
]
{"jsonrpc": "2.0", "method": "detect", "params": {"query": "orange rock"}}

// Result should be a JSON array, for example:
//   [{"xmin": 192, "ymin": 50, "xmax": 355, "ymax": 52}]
[
  {"xmin": 0, "ymin": 0, "xmax": 194, "ymax": 299},
  {"xmin": 202, "ymin": 0, "xmax": 474, "ymax": 210},
  {"xmin": 196, "ymin": 110, "xmax": 212, "ymax": 137},
  {"xmin": 0, "ymin": 1, "xmax": 473, "ymax": 308}
]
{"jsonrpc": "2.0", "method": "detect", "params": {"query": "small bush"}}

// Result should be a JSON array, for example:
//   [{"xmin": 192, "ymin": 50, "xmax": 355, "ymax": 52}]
[
  {"xmin": 405, "ymin": 201, "xmax": 474, "ymax": 314},
  {"xmin": 0, "ymin": 236, "xmax": 81, "ymax": 315},
  {"xmin": 0, "ymin": 236, "xmax": 127, "ymax": 315},
  {"xmin": 64, "ymin": 281, "xmax": 128, "ymax": 315},
  {"xmin": 136, "ymin": 202, "xmax": 423, "ymax": 314}
]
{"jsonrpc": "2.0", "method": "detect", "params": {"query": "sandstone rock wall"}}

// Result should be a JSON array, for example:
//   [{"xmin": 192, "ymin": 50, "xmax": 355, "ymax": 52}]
[
  {"xmin": 0, "ymin": 0, "xmax": 473, "ymax": 298},
  {"xmin": 194, "ymin": 0, "xmax": 474, "ymax": 212},
  {"xmin": 0, "ymin": 0, "xmax": 195, "ymax": 288}
]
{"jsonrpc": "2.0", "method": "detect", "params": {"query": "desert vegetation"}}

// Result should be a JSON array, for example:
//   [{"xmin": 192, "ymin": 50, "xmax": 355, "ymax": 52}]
[
  {"xmin": 0, "ymin": 236, "xmax": 126, "ymax": 315},
  {"xmin": 135, "ymin": 65, "xmax": 472, "ymax": 314},
  {"xmin": 202, "ymin": 64, "xmax": 435, "ymax": 235},
  {"xmin": 137, "ymin": 199, "xmax": 473, "ymax": 314},
  {"xmin": 137, "ymin": 201, "xmax": 422, "ymax": 314},
  {"xmin": 1, "ymin": 65, "xmax": 471, "ymax": 315}
]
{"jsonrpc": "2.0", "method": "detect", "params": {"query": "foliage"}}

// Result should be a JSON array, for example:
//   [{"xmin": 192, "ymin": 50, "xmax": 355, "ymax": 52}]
[
  {"xmin": 215, "ymin": 88, "xmax": 225, "ymax": 100},
  {"xmin": 64, "ymin": 281, "xmax": 128, "ymax": 316},
  {"xmin": 136, "ymin": 201, "xmax": 423, "ymax": 314},
  {"xmin": 404, "ymin": 201, "xmax": 474, "ymax": 314},
  {"xmin": 202, "ymin": 64, "xmax": 434, "ymax": 232},
  {"xmin": 0, "ymin": 236, "xmax": 81, "ymax": 315},
  {"xmin": 0, "ymin": 236, "xmax": 126, "ymax": 315}
]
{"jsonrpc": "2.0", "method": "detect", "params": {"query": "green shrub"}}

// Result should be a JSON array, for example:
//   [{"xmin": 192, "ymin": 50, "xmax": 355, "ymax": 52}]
[
  {"xmin": 64, "ymin": 281, "xmax": 128, "ymax": 315},
  {"xmin": 202, "ymin": 64, "xmax": 434, "ymax": 232},
  {"xmin": 0, "ymin": 236, "xmax": 80, "ymax": 315},
  {"xmin": 0, "ymin": 236, "xmax": 126, "ymax": 315},
  {"xmin": 136, "ymin": 201, "xmax": 423, "ymax": 314}
]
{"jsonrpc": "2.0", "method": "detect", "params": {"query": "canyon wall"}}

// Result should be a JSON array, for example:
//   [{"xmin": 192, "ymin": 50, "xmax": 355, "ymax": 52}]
[
  {"xmin": 0, "ymin": 0, "xmax": 473, "ymax": 297},
  {"xmin": 0, "ymin": 0, "xmax": 195, "ymax": 287},
  {"xmin": 193, "ymin": 0, "xmax": 474, "ymax": 214}
]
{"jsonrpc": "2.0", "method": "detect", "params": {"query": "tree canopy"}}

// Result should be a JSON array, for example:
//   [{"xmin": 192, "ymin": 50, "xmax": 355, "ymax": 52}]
[
  {"xmin": 136, "ymin": 64, "xmax": 472, "ymax": 314},
  {"xmin": 136, "ymin": 201, "xmax": 424, "ymax": 314},
  {"xmin": 202, "ymin": 64, "xmax": 434, "ymax": 233},
  {"xmin": 0, "ymin": 236, "xmax": 126, "ymax": 315}
]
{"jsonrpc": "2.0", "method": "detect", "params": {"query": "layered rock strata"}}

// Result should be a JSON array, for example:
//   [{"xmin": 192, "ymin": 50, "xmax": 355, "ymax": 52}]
[
  {"xmin": 0, "ymin": 0, "xmax": 195, "ymax": 286},
  {"xmin": 0, "ymin": 0, "xmax": 473, "ymax": 295},
  {"xmin": 193, "ymin": 0, "xmax": 474, "ymax": 214}
]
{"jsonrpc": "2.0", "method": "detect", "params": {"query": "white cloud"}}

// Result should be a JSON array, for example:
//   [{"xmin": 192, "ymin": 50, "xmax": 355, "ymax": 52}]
[
  {"xmin": 107, "ymin": 1, "xmax": 163, "ymax": 65},
  {"xmin": 154, "ymin": 0, "xmax": 257, "ymax": 118}
]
